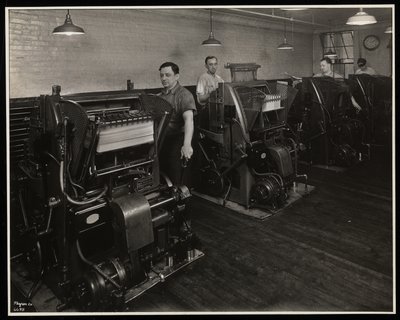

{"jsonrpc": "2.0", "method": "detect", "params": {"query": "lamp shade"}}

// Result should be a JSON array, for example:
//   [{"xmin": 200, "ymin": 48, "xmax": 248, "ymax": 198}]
[
  {"xmin": 385, "ymin": 26, "xmax": 392, "ymax": 33},
  {"xmin": 346, "ymin": 8, "xmax": 377, "ymax": 25},
  {"xmin": 202, "ymin": 33, "xmax": 222, "ymax": 46},
  {"xmin": 53, "ymin": 10, "xmax": 85, "ymax": 35},
  {"xmin": 324, "ymin": 50, "xmax": 338, "ymax": 58},
  {"xmin": 277, "ymin": 39, "xmax": 294, "ymax": 50}
]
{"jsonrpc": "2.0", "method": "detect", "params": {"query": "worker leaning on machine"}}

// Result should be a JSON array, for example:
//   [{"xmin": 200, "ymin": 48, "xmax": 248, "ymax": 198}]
[{"xmin": 158, "ymin": 62, "xmax": 197, "ymax": 187}]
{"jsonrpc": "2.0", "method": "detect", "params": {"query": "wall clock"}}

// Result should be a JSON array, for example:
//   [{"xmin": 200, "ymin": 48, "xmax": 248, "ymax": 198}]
[{"xmin": 363, "ymin": 35, "xmax": 380, "ymax": 51}]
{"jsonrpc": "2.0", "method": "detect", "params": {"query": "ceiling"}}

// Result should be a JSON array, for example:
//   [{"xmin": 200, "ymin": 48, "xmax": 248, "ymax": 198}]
[{"xmin": 215, "ymin": 7, "xmax": 393, "ymax": 30}]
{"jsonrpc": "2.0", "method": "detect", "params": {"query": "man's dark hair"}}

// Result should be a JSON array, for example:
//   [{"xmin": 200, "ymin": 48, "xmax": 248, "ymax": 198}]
[
  {"xmin": 205, "ymin": 56, "xmax": 218, "ymax": 64},
  {"xmin": 357, "ymin": 58, "xmax": 367, "ymax": 66},
  {"xmin": 159, "ymin": 62, "xmax": 179, "ymax": 74},
  {"xmin": 320, "ymin": 57, "xmax": 332, "ymax": 65}
]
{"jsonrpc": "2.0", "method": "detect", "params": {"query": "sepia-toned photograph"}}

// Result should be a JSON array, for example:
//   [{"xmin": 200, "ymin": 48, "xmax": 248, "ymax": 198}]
[{"xmin": 6, "ymin": 4, "xmax": 394, "ymax": 315}]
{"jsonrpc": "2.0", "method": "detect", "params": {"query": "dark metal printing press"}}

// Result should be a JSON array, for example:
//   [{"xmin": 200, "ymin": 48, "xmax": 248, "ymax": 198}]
[
  {"xmin": 195, "ymin": 79, "xmax": 307, "ymax": 212},
  {"xmin": 11, "ymin": 86, "xmax": 203, "ymax": 311},
  {"xmin": 289, "ymin": 77, "xmax": 370, "ymax": 167},
  {"xmin": 348, "ymin": 74, "xmax": 392, "ymax": 145}
]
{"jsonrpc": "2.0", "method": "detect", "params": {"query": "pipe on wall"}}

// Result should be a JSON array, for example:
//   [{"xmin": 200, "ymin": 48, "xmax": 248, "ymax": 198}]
[{"xmin": 227, "ymin": 8, "xmax": 330, "ymax": 27}]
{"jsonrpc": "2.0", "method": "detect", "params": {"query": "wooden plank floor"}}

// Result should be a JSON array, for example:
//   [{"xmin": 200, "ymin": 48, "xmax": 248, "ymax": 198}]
[
  {"xmin": 10, "ymin": 146, "xmax": 393, "ymax": 313},
  {"xmin": 130, "ymin": 146, "xmax": 393, "ymax": 312}
]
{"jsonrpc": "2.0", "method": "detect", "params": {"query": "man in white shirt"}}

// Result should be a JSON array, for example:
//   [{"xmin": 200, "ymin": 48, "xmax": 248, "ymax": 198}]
[
  {"xmin": 313, "ymin": 57, "xmax": 362, "ymax": 113},
  {"xmin": 313, "ymin": 57, "xmax": 344, "ymax": 79},
  {"xmin": 355, "ymin": 58, "xmax": 378, "ymax": 75},
  {"xmin": 196, "ymin": 56, "xmax": 224, "ymax": 105}
]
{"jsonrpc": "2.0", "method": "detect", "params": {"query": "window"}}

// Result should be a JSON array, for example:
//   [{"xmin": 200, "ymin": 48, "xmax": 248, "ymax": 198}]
[{"xmin": 320, "ymin": 31, "xmax": 355, "ymax": 78}]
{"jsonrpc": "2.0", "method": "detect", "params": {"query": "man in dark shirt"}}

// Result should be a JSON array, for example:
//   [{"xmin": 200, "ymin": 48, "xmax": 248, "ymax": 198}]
[{"xmin": 158, "ymin": 62, "xmax": 197, "ymax": 186}]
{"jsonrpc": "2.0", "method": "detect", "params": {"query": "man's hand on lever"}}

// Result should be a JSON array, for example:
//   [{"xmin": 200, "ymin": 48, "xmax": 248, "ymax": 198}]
[{"xmin": 181, "ymin": 144, "xmax": 193, "ymax": 167}]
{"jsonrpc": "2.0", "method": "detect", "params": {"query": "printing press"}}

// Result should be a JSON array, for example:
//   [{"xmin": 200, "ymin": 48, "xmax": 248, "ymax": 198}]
[
  {"xmin": 11, "ymin": 86, "xmax": 203, "ymax": 311},
  {"xmin": 348, "ymin": 74, "xmax": 392, "ymax": 145},
  {"xmin": 195, "ymin": 80, "xmax": 307, "ymax": 211},
  {"xmin": 288, "ymin": 77, "xmax": 370, "ymax": 167}
]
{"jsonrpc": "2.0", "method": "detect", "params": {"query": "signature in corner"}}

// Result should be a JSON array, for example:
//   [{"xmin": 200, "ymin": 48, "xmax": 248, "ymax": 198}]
[{"xmin": 13, "ymin": 300, "xmax": 33, "ymax": 312}]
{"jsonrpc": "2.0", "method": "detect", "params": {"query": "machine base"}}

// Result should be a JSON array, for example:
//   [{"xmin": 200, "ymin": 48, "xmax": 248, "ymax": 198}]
[
  {"xmin": 10, "ymin": 249, "xmax": 204, "ymax": 312},
  {"xmin": 124, "ymin": 249, "xmax": 204, "ymax": 304},
  {"xmin": 310, "ymin": 164, "xmax": 348, "ymax": 173},
  {"xmin": 193, "ymin": 183, "xmax": 315, "ymax": 220}
]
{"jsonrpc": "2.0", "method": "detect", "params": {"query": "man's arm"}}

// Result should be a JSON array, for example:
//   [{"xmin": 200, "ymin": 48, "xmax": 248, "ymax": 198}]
[
  {"xmin": 197, "ymin": 92, "xmax": 211, "ymax": 104},
  {"xmin": 181, "ymin": 110, "xmax": 194, "ymax": 159},
  {"xmin": 351, "ymin": 95, "xmax": 362, "ymax": 113},
  {"xmin": 196, "ymin": 75, "xmax": 211, "ymax": 105}
]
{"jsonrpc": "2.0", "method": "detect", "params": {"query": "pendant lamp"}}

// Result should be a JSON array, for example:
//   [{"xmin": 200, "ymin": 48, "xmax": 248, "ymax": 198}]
[
  {"xmin": 202, "ymin": 9, "xmax": 222, "ymax": 46},
  {"xmin": 53, "ymin": 9, "xmax": 85, "ymax": 35},
  {"xmin": 384, "ymin": 26, "xmax": 392, "ymax": 33},
  {"xmin": 346, "ymin": 8, "xmax": 377, "ymax": 25},
  {"xmin": 324, "ymin": 27, "xmax": 337, "ymax": 59},
  {"xmin": 324, "ymin": 50, "xmax": 337, "ymax": 59},
  {"xmin": 277, "ymin": 19, "xmax": 293, "ymax": 50}
]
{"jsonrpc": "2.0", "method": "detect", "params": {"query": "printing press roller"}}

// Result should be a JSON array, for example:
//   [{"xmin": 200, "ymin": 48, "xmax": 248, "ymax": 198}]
[{"xmin": 96, "ymin": 110, "xmax": 154, "ymax": 153}]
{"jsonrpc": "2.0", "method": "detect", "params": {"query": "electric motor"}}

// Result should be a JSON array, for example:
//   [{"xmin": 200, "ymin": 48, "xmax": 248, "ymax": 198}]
[
  {"xmin": 250, "ymin": 177, "xmax": 282, "ymax": 206},
  {"xmin": 74, "ymin": 258, "xmax": 131, "ymax": 311},
  {"xmin": 199, "ymin": 168, "xmax": 225, "ymax": 197},
  {"xmin": 334, "ymin": 144, "xmax": 357, "ymax": 167}
]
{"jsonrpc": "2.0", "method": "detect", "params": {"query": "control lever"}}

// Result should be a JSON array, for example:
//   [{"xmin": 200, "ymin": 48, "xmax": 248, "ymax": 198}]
[
  {"xmin": 180, "ymin": 156, "xmax": 190, "ymax": 185},
  {"xmin": 181, "ymin": 156, "xmax": 189, "ymax": 168}
]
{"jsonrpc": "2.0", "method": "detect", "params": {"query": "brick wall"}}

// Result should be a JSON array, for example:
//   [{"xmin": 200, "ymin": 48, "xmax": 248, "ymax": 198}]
[{"xmin": 8, "ymin": 9, "xmax": 314, "ymax": 98}]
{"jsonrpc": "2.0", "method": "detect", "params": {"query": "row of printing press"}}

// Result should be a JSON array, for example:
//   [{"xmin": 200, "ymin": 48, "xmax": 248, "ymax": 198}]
[{"xmin": 9, "ymin": 65, "xmax": 392, "ymax": 311}]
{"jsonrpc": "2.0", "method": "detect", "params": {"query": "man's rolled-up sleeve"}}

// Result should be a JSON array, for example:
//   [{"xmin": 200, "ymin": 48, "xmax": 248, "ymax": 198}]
[{"xmin": 180, "ymin": 90, "xmax": 197, "ymax": 116}]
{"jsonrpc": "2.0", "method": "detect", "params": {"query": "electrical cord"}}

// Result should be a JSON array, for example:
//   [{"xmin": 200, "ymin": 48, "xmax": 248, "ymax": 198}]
[
  {"xmin": 67, "ymin": 156, "xmax": 86, "ymax": 193},
  {"xmin": 44, "ymin": 151, "xmax": 60, "ymax": 165},
  {"xmin": 222, "ymin": 178, "xmax": 232, "ymax": 206},
  {"xmin": 251, "ymin": 168, "xmax": 284, "ymax": 188},
  {"xmin": 60, "ymin": 160, "xmax": 108, "ymax": 205}
]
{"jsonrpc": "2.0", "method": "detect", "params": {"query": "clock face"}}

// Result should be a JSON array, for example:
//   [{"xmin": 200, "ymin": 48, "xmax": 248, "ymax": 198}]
[{"xmin": 363, "ymin": 35, "xmax": 380, "ymax": 51}]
